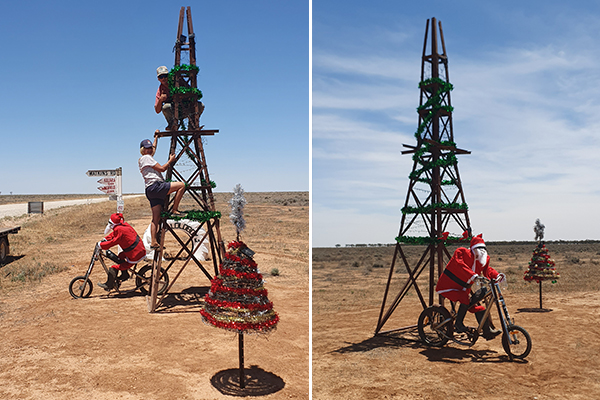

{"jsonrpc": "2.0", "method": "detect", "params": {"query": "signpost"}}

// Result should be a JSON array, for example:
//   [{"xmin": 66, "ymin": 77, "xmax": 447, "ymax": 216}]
[{"xmin": 86, "ymin": 167, "xmax": 123, "ymax": 213}]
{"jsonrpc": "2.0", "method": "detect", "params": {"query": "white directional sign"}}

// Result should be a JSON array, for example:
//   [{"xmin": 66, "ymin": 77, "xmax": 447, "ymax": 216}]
[
  {"xmin": 86, "ymin": 167, "xmax": 123, "ymax": 212},
  {"xmin": 98, "ymin": 185, "xmax": 117, "ymax": 194},
  {"xmin": 86, "ymin": 169, "xmax": 118, "ymax": 177},
  {"xmin": 97, "ymin": 177, "xmax": 116, "ymax": 185}
]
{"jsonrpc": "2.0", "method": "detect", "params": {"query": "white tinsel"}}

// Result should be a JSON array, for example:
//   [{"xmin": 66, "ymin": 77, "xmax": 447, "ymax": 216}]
[
  {"xmin": 229, "ymin": 184, "xmax": 247, "ymax": 236},
  {"xmin": 534, "ymin": 218, "xmax": 545, "ymax": 241}
]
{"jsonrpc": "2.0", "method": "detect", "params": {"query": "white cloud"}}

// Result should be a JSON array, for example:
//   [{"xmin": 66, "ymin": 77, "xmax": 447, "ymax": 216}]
[{"xmin": 313, "ymin": 15, "xmax": 600, "ymax": 247}]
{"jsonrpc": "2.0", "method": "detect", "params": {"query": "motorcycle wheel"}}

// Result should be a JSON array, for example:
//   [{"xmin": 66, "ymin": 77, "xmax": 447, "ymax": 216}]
[
  {"xmin": 68, "ymin": 276, "xmax": 93, "ymax": 299},
  {"xmin": 136, "ymin": 264, "xmax": 169, "ymax": 295},
  {"xmin": 418, "ymin": 306, "xmax": 452, "ymax": 347},
  {"xmin": 502, "ymin": 324, "xmax": 532, "ymax": 360}
]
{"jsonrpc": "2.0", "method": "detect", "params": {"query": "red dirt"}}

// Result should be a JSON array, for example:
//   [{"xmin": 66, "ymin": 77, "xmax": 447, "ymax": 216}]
[{"xmin": 0, "ymin": 193, "xmax": 309, "ymax": 399}]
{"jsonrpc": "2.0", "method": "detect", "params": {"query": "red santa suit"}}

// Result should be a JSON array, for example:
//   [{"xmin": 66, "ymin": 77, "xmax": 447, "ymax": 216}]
[
  {"xmin": 435, "ymin": 234, "xmax": 499, "ymax": 312},
  {"xmin": 99, "ymin": 213, "xmax": 146, "ymax": 271}
]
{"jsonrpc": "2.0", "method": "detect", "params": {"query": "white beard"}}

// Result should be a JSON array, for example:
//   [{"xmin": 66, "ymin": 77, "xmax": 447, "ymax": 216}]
[
  {"xmin": 104, "ymin": 223, "xmax": 113, "ymax": 235},
  {"xmin": 474, "ymin": 248, "xmax": 487, "ymax": 265}
]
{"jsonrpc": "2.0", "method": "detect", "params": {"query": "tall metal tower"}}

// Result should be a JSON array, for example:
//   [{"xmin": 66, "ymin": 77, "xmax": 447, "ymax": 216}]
[
  {"xmin": 148, "ymin": 6, "xmax": 225, "ymax": 312},
  {"xmin": 375, "ymin": 18, "xmax": 472, "ymax": 334}
]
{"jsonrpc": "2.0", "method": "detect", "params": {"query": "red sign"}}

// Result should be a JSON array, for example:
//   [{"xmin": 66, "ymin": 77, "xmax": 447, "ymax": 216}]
[
  {"xmin": 98, "ymin": 185, "xmax": 116, "ymax": 194},
  {"xmin": 97, "ymin": 177, "xmax": 116, "ymax": 185}
]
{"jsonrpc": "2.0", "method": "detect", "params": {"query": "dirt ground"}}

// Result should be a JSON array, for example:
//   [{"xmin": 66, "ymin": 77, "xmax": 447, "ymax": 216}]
[
  {"xmin": 313, "ymin": 243, "xmax": 600, "ymax": 399},
  {"xmin": 0, "ymin": 192, "xmax": 309, "ymax": 400}
]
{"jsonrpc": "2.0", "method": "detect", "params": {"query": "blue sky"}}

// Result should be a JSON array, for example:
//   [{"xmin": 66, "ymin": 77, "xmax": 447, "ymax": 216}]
[
  {"xmin": 0, "ymin": 1, "xmax": 308, "ymax": 195},
  {"xmin": 313, "ymin": 0, "xmax": 600, "ymax": 246}
]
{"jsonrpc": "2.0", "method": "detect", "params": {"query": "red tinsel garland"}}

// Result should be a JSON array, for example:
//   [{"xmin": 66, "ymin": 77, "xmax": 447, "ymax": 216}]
[
  {"xmin": 227, "ymin": 241, "xmax": 246, "ymax": 250},
  {"xmin": 210, "ymin": 279, "xmax": 268, "ymax": 296},
  {"xmin": 200, "ymin": 309, "xmax": 279, "ymax": 332},
  {"xmin": 223, "ymin": 252, "xmax": 257, "ymax": 267},
  {"xmin": 219, "ymin": 268, "xmax": 262, "ymax": 281},
  {"xmin": 204, "ymin": 295, "xmax": 273, "ymax": 311}
]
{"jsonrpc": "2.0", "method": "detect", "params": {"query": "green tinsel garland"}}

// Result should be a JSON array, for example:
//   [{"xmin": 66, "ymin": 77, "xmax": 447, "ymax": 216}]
[
  {"xmin": 201, "ymin": 179, "xmax": 217, "ymax": 188},
  {"xmin": 395, "ymin": 234, "xmax": 469, "ymax": 245},
  {"xmin": 162, "ymin": 210, "xmax": 222, "ymax": 222},
  {"xmin": 419, "ymin": 77, "xmax": 454, "ymax": 93},
  {"xmin": 409, "ymin": 153, "xmax": 458, "ymax": 180},
  {"xmin": 408, "ymin": 78, "xmax": 456, "ymax": 182},
  {"xmin": 401, "ymin": 202, "xmax": 468, "ymax": 215},
  {"xmin": 414, "ymin": 177, "xmax": 457, "ymax": 186},
  {"xmin": 167, "ymin": 64, "xmax": 203, "ymax": 100}
]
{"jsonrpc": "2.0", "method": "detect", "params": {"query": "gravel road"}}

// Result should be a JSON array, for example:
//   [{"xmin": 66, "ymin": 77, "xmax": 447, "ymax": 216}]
[{"xmin": 0, "ymin": 196, "xmax": 142, "ymax": 219}]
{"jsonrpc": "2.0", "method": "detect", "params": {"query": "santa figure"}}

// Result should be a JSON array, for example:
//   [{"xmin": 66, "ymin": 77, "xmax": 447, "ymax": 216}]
[
  {"xmin": 435, "ymin": 234, "xmax": 504, "ymax": 339},
  {"xmin": 97, "ymin": 213, "xmax": 146, "ymax": 290}
]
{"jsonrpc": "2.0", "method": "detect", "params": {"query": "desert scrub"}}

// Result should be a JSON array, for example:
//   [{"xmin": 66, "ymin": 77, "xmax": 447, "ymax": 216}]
[
  {"xmin": 4, "ymin": 262, "xmax": 68, "ymax": 284},
  {"xmin": 270, "ymin": 268, "xmax": 280, "ymax": 276}
]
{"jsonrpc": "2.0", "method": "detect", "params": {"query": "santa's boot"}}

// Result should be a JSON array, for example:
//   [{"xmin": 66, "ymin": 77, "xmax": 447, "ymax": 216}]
[
  {"xmin": 98, "ymin": 268, "xmax": 117, "ymax": 291},
  {"xmin": 487, "ymin": 314, "xmax": 501, "ymax": 335},
  {"xmin": 118, "ymin": 269, "xmax": 130, "ymax": 281},
  {"xmin": 454, "ymin": 303, "xmax": 469, "ymax": 333},
  {"xmin": 476, "ymin": 311, "xmax": 501, "ymax": 340}
]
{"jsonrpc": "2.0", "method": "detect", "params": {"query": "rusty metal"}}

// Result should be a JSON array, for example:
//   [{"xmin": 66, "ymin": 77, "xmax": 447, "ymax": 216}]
[
  {"xmin": 148, "ymin": 6, "xmax": 224, "ymax": 313},
  {"xmin": 375, "ymin": 18, "xmax": 472, "ymax": 334}
]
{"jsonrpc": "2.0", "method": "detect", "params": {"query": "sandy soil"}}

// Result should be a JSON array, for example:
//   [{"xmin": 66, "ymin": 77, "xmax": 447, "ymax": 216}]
[
  {"xmin": 0, "ymin": 192, "xmax": 309, "ymax": 400},
  {"xmin": 313, "ymin": 244, "xmax": 600, "ymax": 399}
]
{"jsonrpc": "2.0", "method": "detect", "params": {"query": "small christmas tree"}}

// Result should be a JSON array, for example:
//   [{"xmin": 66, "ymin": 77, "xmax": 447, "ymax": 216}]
[
  {"xmin": 523, "ymin": 243, "xmax": 560, "ymax": 284},
  {"xmin": 523, "ymin": 219, "xmax": 559, "ymax": 309},
  {"xmin": 201, "ymin": 184, "xmax": 279, "ymax": 388},
  {"xmin": 200, "ymin": 240, "xmax": 279, "ymax": 334}
]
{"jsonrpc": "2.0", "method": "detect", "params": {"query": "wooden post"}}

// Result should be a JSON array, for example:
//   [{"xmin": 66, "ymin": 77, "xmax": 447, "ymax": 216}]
[{"xmin": 539, "ymin": 280, "xmax": 543, "ymax": 309}]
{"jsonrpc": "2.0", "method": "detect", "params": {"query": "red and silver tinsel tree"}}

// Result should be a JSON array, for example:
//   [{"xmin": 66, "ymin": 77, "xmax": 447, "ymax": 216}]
[
  {"xmin": 201, "ymin": 240, "xmax": 279, "ymax": 333},
  {"xmin": 523, "ymin": 219, "xmax": 559, "ymax": 309},
  {"xmin": 201, "ymin": 184, "xmax": 279, "ymax": 388}
]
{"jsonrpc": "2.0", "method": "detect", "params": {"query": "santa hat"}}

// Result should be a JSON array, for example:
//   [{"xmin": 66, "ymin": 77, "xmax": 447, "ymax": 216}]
[
  {"xmin": 470, "ymin": 234, "xmax": 486, "ymax": 251},
  {"xmin": 104, "ymin": 213, "xmax": 124, "ymax": 234}
]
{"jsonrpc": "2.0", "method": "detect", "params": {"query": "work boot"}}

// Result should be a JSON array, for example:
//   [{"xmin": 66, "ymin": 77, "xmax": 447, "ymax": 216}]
[
  {"xmin": 454, "ymin": 303, "xmax": 469, "ymax": 333},
  {"xmin": 98, "ymin": 268, "xmax": 118, "ymax": 291},
  {"xmin": 476, "ymin": 311, "xmax": 501, "ymax": 340},
  {"xmin": 487, "ymin": 316, "xmax": 501, "ymax": 335},
  {"xmin": 118, "ymin": 270, "xmax": 130, "ymax": 281}
]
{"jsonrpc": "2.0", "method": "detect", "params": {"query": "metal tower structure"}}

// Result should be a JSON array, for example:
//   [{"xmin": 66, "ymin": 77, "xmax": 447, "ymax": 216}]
[
  {"xmin": 375, "ymin": 18, "xmax": 472, "ymax": 334},
  {"xmin": 148, "ymin": 6, "xmax": 225, "ymax": 312}
]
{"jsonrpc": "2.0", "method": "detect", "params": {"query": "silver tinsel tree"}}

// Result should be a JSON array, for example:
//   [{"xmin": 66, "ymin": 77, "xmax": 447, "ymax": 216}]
[{"xmin": 229, "ymin": 184, "xmax": 247, "ymax": 240}]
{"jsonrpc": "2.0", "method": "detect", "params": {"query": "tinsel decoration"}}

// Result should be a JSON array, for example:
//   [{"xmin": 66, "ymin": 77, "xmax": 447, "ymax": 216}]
[
  {"xmin": 534, "ymin": 218, "xmax": 545, "ymax": 242},
  {"xmin": 201, "ymin": 241, "xmax": 279, "ymax": 333},
  {"xmin": 162, "ymin": 210, "xmax": 221, "ymax": 222},
  {"xmin": 229, "ymin": 184, "xmax": 247, "ymax": 240},
  {"xmin": 409, "ymin": 78, "xmax": 459, "ymax": 183},
  {"xmin": 201, "ymin": 178, "xmax": 217, "ymax": 188},
  {"xmin": 167, "ymin": 64, "xmax": 203, "ymax": 99},
  {"xmin": 401, "ymin": 202, "xmax": 468, "ymax": 215},
  {"xmin": 200, "ymin": 242, "xmax": 279, "ymax": 334},
  {"xmin": 202, "ymin": 189, "xmax": 278, "ymax": 389},
  {"xmin": 523, "ymin": 243, "xmax": 560, "ymax": 284},
  {"xmin": 396, "ymin": 232, "xmax": 470, "ymax": 245}
]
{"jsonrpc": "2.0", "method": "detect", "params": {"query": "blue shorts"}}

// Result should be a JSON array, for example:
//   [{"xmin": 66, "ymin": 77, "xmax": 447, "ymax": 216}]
[{"xmin": 145, "ymin": 181, "xmax": 171, "ymax": 208}]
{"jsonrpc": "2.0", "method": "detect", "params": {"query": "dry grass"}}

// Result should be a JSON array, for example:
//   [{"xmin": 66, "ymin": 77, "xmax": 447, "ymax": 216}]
[
  {"xmin": 313, "ymin": 241, "xmax": 600, "ymax": 296},
  {"xmin": 1, "ymin": 191, "xmax": 308, "ymax": 292}
]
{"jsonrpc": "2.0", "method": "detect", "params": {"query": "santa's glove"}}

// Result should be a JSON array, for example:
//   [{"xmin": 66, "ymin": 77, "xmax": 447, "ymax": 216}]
[{"xmin": 496, "ymin": 273, "xmax": 506, "ymax": 283}]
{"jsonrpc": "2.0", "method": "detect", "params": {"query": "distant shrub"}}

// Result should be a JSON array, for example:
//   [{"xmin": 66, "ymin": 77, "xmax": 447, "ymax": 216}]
[
  {"xmin": 270, "ymin": 268, "xmax": 280, "ymax": 276},
  {"xmin": 352, "ymin": 261, "xmax": 360, "ymax": 268}
]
